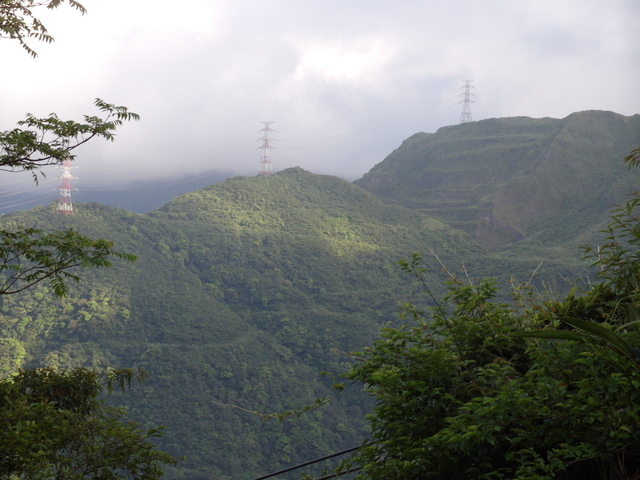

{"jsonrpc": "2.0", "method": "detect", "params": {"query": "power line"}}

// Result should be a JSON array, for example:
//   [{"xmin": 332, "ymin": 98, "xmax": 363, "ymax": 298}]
[
  {"xmin": 474, "ymin": 90, "xmax": 491, "ymax": 120},
  {"xmin": 314, "ymin": 466, "xmax": 361, "ymax": 480},
  {"xmin": 249, "ymin": 445, "xmax": 361, "ymax": 480},
  {"xmin": 1, "ymin": 84, "xmax": 480, "ymax": 209},
  {"xmin": 275, "ymin": 92, "xmax": 460, "ymax": 148},
  {"xmin": 277, "ymin": 87, "xmax": 460, "ymax": 134}
]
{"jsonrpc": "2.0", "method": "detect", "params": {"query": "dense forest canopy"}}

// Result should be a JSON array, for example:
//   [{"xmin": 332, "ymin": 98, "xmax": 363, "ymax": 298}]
[
  {"xmin": 1, "ymin": 108, "xmax": 639, "ymax": 478},
  {"xmin": 2, "ymin": 2, "xmax": 639, "ymax": 480},
  {"xmin": 0, "ymin": 1, "xmax": 175, "ymax": 478},
  {"xmin": 344, "ymin": 182, "xmax": 640, "ymax": 479}
]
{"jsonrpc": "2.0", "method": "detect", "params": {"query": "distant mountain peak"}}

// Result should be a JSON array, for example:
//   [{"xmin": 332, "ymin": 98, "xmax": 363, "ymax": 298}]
[{"xmin": 355, "ymin": 110, "xmax": 640, "ymax": 249}]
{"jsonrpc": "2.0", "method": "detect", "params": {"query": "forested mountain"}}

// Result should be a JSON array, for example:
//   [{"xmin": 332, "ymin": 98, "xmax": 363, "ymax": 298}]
[
  {"xmin": 1, "ymin": 111, "xmax": 637, "ymax": 479},
  {"xmin": 0, "ymin": 169, "xmax": 486, "ymax": 479},
  {"xmin": 356, "ymin": 110, "xmax": 640, "ymax": 252}
]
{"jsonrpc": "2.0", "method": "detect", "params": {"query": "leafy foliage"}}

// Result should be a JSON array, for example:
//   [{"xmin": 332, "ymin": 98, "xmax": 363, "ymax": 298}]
[
  {"xmin": 1, "ymin": 98, "xmax": 140, "ymax": 176},
  {"xmin": 0, "ymin": 162, "xmax": 618, "ymax": 479},
  {"xmin": 0, "ymin": 2, "xmax": 171, "ymax": 478},
  {"xmin": 0, "ymin": 367, "xmax": 175, "ymax": 479},
  {"xmin": 0, "ymin": 227, "xmax": 136, "ymax": 297},
  {"xmin": 0, "ymin": 0, "xmax": 139, "ymax": 299},
  {"xmin": 2, "ymin": 106, "xmax": 637, "ymax": 478},
  {"xmin": 0, "ymin": 1, "xmax": 139, "ymax": 298},
  {"xmin": 344, "ymin": 153, "xmax": 640, "ymax": 480},
  {"xmin": 583, "ymin": 197, "xmax": 640, "ymax": 299},
  {"xmin": 0, "ymin": 0, "xmax": 87, "ymax": 57},
  {"xmin": 0, "ymin": 170, "xmax": 486, "ymax": 479},
  {"xmin": 625, "ymin": 147, "xmax": 640, "ymax": 169}
]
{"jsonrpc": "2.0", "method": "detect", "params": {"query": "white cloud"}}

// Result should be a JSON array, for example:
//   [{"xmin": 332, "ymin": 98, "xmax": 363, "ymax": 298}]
[
  {"xmin": 293, "ymin": 37, "xmax": 396, "ymax": 85},
  {"xmin": 1, "ymin": 0, "xmax": 638, "ymax": 201}
]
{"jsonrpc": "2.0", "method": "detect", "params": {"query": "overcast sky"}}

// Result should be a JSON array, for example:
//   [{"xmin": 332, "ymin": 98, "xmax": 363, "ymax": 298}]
[{"xmin": 1, "ymin": 0, "xmax": 639, "ymax": 209}]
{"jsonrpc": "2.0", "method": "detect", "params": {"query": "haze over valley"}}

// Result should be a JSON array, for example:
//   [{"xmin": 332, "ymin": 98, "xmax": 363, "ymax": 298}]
[{"xmin": 1, "ymin": 1, "xmax": 639, "ymax": 478}]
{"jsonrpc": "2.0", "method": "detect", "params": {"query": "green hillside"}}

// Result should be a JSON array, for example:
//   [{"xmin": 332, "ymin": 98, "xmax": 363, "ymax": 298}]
[
  {"xmin": 1, "ymin": 111, "xmax": 636, "ymax": 478},
  {"xmin": 355, "ymin": 111, "xmax": 640, "ymax": 254},
  {"xmin": 0, "ymin": 169, "xmax": 486, "ymax": 479}
]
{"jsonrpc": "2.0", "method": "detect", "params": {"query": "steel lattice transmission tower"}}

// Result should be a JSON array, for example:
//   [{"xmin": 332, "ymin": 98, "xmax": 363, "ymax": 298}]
[
  {"xmin": 459, "ymin": 79, "xmax": 475, "ymax": 123},
  {"xmin": 257, "ymin": 121, "xmax": 274, "ymax": 176},
  {"xmin": 56, "ymin": 159, "xmax": 77, "ymax": 214}
]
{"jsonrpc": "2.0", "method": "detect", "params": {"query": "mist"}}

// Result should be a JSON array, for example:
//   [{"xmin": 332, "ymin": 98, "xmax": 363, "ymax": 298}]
[{"xmin": 1, "ymin": 0, "xmax": 639, "ymax": 212}]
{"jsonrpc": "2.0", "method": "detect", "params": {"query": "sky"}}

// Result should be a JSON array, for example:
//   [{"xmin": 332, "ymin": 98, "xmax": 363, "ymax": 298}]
[{"xmin": 1, "ymin": 0, "xmax": 639, "ymax": 210}]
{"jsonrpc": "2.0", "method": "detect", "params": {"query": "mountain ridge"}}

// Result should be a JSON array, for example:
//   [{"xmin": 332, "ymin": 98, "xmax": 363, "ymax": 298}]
[
  {"xmin": 0, "ymin": 169, "xmax": 486, "ymax": 479},
  {"xmin": 1, "ymin": 110, "xmax": 638, "ymax": 478},
  {"xmin": 355, "ymin": 110, "xmax": 640, "ymax": 250}
]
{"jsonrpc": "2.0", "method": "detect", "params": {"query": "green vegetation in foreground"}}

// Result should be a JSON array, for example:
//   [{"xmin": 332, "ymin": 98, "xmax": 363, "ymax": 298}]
[
  {"xmin": 0, "ymin": 368, "xmax": 175, "ymax": 479},
  {"xmin": 2, "ymin": 3, "xmax": 639, "ymax": 479},
  {"xmin": 0, "ymin": 155, "xmax": 622, "ymax": 478},
  {"xmin": 3, "ymin": 102, "xmax": 638, "ymax": 477},
  {"xmin": 341, "ymin": 153, "xmax": 640, "ymax": 480},
  {"xmin": 0, "ymin": 1, "xmax": 175, "ymax": 478}
]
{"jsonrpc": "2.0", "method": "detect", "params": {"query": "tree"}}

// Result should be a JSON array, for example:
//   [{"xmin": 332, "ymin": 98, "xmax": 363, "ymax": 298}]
[
  {"xmin": 1, "ymin": 2, "xmax": 176, "ymax": 478},
  {"xmin": 1, "ymin": 98, "xmax": 140, "ymax": 176},
  {"xmin": 343, "ymin": 153, "xmax": 640, "ymax": 479},
  {"xmin": 0, "ymin": 0, "xmax": 87, "ymax": 58},
  {"xmin": 0, "ymin": 97, "xmax": 139, "ymax": 298},
  {"xmin": 1, "ymin": 1, "xmax": 139, "ymax": 297},
  {"xmin": 0, "ymin": 227, "xmax": 137, "ymax": 298},
  {"xmin": 0, "ymin": 367, "xmax": 176, "ymax": 479}
]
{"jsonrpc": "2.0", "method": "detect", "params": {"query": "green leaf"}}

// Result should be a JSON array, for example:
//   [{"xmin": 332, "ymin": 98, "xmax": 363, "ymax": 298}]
[
  {"xmin": 558, "ymin": 317, "xmax": 634, "ymax": 360},
  {"xmin": 512, "ymin": 330, "xmax": 588, "ymax": 342}
]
